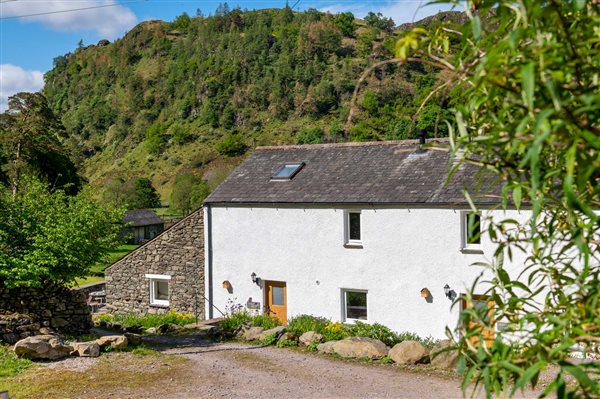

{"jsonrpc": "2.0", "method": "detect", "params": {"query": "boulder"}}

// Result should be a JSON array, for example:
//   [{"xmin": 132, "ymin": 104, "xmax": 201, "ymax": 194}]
[
  {"xmin": 388, "ymin": 341, "xmax": 428, "ymax": 365},
  {"xmin": 157, "ymin": 324, "xmax": 174, "ymax": 334},
  {"xmin": 124, "ymin": 332, "xmax": 142, "ymax": 346},
  {"xmin": 244, "ymin": 326, "xmax": 264, "ymax": 341},
  {"xmin": 278, "ymin": 332, "xmax": 298, "ymax": 343},
  {"xmin": 71, "ymin": 341, "xmax": 100, "ymax": 357},
  {"xmin": 332, "ymin": 337, "xmax": 389, "ymax": 359},
  {"xmin": 145, "ymin": 327, "xmax": 157, "ymax": 335},
  {"xmin": 317, "ymin": 341, "xmax": 337, "ymax": 354},
  {"xmin": 96, "ymin": 335, "xmax": 128, "ymax": 350},
  {"xmin": 430, "ymin": 339, "xmax": 458, "ymax": 369},
  {"xmin": 14, "ymin": 335, "xmax": 73, "ymax": 360},
  {"xmin": 299, "ymin": 331, "xmax": 323, "ymax": 347},
  {"xmin": 259, "ymin": 326, "xmax": 286, "ymax": 341}
]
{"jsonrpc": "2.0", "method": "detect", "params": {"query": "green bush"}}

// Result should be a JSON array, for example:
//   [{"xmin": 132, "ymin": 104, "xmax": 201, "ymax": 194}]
[
  {"xmin": 94, "ymin": 310, "xmax": 195, "ymax": 329},
  {"xmin": 0, "ymin": 345, "xmax": 31, "ymax": 377},
  {"xmin": 220, "ymin": 310, "xmax": 253, "ymax": 332},
  {"xmin": 349, "ymin": 322, "xmax": 399, "ymax": 347},
  {"xmin": 259, "ymin": 334, "xmax": 279, "ymax": 346},
  {"xmin": 251, "ymin": 314, "xmax": 280, "ymax": 330},
  {"xmin": 295, "ymin": 126, "xmax": 325, "ymax": 145},
  {"xmin": 287, "ymin": 314, "xmax": 329, "ymax": 335},
  {"xmin": 216, "ymin": 135, "xmax": 248, "ymax": 157},
  {"xmin": 322, "ymin": 321, "xmax": 350, "ymax": 341}
]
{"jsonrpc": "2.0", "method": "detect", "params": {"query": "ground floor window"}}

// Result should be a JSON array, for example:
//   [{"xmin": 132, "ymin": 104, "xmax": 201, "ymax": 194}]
[
  {"xmin": 342, "ymin": 289, "xmax": 367, "ymax": 321},
  {"xmin": 145, "ymin": 274, "xmax": 171, "ymax": 306}
]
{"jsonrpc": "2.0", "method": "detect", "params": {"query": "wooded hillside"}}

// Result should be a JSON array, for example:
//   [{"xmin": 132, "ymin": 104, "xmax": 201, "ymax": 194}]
[{"xmin": 43, "ymin": 7, "xmax": 464, "ymax": 199}]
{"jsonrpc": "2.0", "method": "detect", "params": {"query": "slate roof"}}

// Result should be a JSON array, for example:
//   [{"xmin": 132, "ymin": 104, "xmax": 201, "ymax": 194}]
[
  {"xmin": 204, "ymin": 140, "xmax": 501, "ymax": 206},
  {"xmin": 123, "ymin": 209, "xmax": 164, "ymax": 227}
]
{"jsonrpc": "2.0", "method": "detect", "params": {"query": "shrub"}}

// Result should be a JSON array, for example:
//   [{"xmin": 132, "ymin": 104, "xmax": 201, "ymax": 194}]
[
  {"xmin": 94, "ymin": 310, "xmax": 195, "ymax": 329},
  {"xmin": 287, "ymin": 314, "xmax": 329, "ymax": 335},
  {"xmin": 251, "ymin": 314, "xmax": 280, "ymax": 330},
  {"xmin": 323, "ymin": 322, "xmax": 350, "ymax": 341},
  {"xmin": 295, "ymin": 126, "xmax": 325, "ymax": 144},
  {"xmin": 349, "ymin": 322, "xmax": 399, "ymax": 347},
  {"xmin": 216, "ymin": 135, "xmax": 247, "ymax": 157},
  {"xmin": 219, "ymin": 310, "xmax": 252, "ymax": 332},
  {"xmin": 259, "ymin": 334, "xmax": 279, "ymax": 346}
]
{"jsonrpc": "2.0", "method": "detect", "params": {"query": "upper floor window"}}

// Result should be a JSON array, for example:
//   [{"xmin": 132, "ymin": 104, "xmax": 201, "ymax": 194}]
[
  {"xmin": 344, "ymin": 210, "xmax": 362, "ymax": 247},
  {"xmin": 461, "ymin": 211, "xmax": 482, "ymax": 251}
]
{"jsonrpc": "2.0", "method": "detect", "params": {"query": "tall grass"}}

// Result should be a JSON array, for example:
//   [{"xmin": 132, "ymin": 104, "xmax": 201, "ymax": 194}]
[{"xmin": 0, "ymin": 345, "xmax": 31, "ymax": 377}]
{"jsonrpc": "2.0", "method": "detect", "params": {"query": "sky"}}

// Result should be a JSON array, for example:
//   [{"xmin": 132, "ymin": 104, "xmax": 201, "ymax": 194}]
[{"xmin": 0, "ymin": 0, "xmax": 454, "ymax": 111}]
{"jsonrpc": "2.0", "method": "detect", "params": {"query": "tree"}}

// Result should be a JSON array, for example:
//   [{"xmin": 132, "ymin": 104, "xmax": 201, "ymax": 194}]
[
  {"xmin": 129, "ymin": 177, "xmax": 161, "ymax": 209},
  {"xmin": 364, "ymin": 12, "xmax": 394, "ymax": 34},
  {"xmin": 170, "ymin": 173, "xmax": 209, "ymax": 215},
  {"xmin": 216, "ymin": 135, "xmax": 247, "ymax": 157},
  {"xmin": 334, "ymin": 12, "xmax": 356, "ymax": 37},
  {"xmin": 0, "ymin": 92, "xmax": 81, "ymax": 197},
  {"xmin": 295, "ymin": 126, "xmax": 324, "ymax": 144},
  {"xmin": 0, "ymin": 178, "xmax": 122, "ymax": 287},
  {"xmin": 397, "ymin": 1, "xmax": 600, "ymax": 396}
]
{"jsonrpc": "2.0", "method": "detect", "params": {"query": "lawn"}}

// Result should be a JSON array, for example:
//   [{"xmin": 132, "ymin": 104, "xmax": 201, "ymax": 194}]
[{"xmin": 74, "ymin": 244, "xmax": 139, "ymax": 286}]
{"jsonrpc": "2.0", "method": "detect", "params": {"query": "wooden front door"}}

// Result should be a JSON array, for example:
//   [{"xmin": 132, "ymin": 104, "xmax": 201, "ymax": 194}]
[
  {"xmin": 462, "ymin": 294, "xmax": 495, "ymax": 347},
  {"xmin": 264, "ymin": 281, "xmax": 287, "ymax": 324}
]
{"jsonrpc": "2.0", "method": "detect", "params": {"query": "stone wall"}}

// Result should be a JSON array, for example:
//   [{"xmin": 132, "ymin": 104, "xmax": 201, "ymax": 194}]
[
  {"xmin": 0, "ymin": 283, "xmax": 91, "ymax": 343},
  {"xmin": 105, "ymin": 208, "xmax": 204, "ymax": 318}
]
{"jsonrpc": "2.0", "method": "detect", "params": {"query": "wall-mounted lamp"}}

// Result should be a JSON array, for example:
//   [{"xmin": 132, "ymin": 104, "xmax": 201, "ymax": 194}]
[
  {"xmin": 251, "ymin": 272, "xmax": 257, "ymax": 284},
  {"xmin": 222, "ymin": 280, "xmax": 232, "ymax": 290},
  {"xmin": 420, "ymin": 288, "xmax": 431, "ymax": 298},
  {"xmin": 444, "ymin": 284, "xmax": 457, "ymax": 301}
]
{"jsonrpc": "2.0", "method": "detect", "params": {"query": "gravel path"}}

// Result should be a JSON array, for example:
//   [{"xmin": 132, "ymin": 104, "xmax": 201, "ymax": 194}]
[{"xmin": 142, "ymin": 336, "xmax": 536, "ymax": 399}]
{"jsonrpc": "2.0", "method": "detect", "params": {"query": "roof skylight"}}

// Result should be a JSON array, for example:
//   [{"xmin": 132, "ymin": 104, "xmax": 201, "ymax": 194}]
[{"xmin": 271, "ymin": 162, "xmax": 305, "ymax": 180}]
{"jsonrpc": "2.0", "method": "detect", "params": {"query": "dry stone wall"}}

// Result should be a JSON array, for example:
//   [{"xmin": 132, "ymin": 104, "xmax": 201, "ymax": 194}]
[
  {"xmin": 0, "ymin": 283, "xmax": 91, "ymax": 343},
  {"xmin": 105, "ymin": 208, "xmax": 204, "ymax": 318}
]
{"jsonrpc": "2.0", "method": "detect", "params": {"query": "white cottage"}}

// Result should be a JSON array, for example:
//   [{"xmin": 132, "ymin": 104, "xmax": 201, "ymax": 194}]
[{"xmin": 203, "ymin": 140, "xmax": 528, "ymax": 339}]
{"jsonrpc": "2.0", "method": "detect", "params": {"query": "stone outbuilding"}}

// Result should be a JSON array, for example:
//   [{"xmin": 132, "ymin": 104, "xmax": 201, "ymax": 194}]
[
  {"xmin": 123, "ymin": 209, "xmax": 165, "ymax": 244},
  {"xmin": 105, "ymin": 209, "xmax": 204, "ymax": 318}
]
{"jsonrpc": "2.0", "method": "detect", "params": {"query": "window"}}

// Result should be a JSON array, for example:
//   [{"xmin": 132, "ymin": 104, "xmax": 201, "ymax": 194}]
[
  {"xmin": 343, "ymin": 290, "xmax": 367, "ymax": 321},
  {"xmin": 145, "ymin": 274, "xmax": 171, "ymax": 306},
  {"xmin": 344, "ymin": 210, "xmax": 362, "ymax": 246},
  {"xmin": 271, "ymin": 162, "xmax": 305, "ymax": 180},
  {"xmin": 461, "ymin": 211, "xmax": 482, "ymax": 250}
]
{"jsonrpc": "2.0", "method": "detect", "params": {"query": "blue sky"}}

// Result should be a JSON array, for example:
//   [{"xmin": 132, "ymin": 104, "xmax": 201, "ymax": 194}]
[{"xmin": 0, "ymin": 0, "xmax": 452, "ymax": 110}]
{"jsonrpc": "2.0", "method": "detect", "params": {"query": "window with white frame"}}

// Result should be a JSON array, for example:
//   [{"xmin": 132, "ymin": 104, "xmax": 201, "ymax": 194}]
[
  {"xmin": 461, "ymin": 211, "xmax": 482, "ymax": 250},
  {"xmin": 145, "ymin": 274, "xmax": 171, "ymax": 306},
  {"xmin": 344, "ymin": 210, "xmax": 362, "ymax": 246},
  {"xmin": 342, "ymin": 289, "xmax": 368, "ymax": 321}
]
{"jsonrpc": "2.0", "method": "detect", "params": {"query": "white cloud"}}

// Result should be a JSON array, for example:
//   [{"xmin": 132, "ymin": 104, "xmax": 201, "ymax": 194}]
[
  {"xmin": 319, "ymin": 1, "xmax": 456, "ymax": 25},
  {"xmin": 0, "ymin": 64, "xmax": 45, "ymax": 112},
  {"xmin": 1, "ymin": 0, "xmax": 138, "ymax": 39}
]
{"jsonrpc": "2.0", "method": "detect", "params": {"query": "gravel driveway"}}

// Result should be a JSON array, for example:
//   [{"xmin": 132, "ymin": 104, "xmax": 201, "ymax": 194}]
[{"xmin": 143, "ymin": 336, "xmax": 536, "ymax": 399}]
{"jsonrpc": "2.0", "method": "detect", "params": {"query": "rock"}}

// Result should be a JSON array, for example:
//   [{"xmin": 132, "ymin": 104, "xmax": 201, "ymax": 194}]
[
  {"xmin": 96, "ymin": 335, "xmax": 128, "ymax": 350},
  {"xmin": 299, "ymin": 331, "xmax": 323, "ymax": 347},
  {"xmin": 39, "ymin": 327, "xmax": 55, "ymax": 335},
  {"xmin": 124, "ymin": 325, "xmax": 143, "ymax": 334},
  {"xmin": 332, "ymin": 337, "xmax": 389, "ymax": 359},
  {"xmin": 157, "ymin": 324, "xmax": 174, "ymax": 334},
  {"xmin": 430, "ymin": 339, "xmax": 458, "ymax": 369},
  {"xmin": 317, "ymin": 341, "xmax": 337, "ymax": 354},
  {"xmin": 50, "ymin": 317, "xmax": 69, "ymax": 328},
  {"xmin": 14, "ymin": 335, "xmax": 73, "ymax": 360},
  {"xmin": 389, "ymin": 341, "xmax": 428, "ymax": 365},
  {"xmin": 145, "ymin": 327, "xmax": 157, "ymax": 335},
  {"xmin": 244, "ymin": 326, "xmax": 264, "ymax": 341},
  {"xmin": 111, "ymin": 322, "xmax": 123, "ymax": 332},
  {"xmin": 259, "ymin": 326, "xmax": 286, "ymax": 341},
  {"xmin": 234, "ymin": 321, "xmax": 252, "ymax": 338},
  {"xmin": 124, "ymin": 332, "xmax": 142, "ymax": 346},
  {"xmin": 278, "ymin": 332, "xmax": 297, "ymax": 343},
  {"xmin": 71, "ymin": 341, "xmax": 100, "ymax": 357}
]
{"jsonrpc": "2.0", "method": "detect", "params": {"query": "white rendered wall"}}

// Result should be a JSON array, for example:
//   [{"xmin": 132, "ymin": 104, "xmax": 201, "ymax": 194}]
[{"xmin": 205, "ymin": 205, "xmax": 529, "ymax": 339}]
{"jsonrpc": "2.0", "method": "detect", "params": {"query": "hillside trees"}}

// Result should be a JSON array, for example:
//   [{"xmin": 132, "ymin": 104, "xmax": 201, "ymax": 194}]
[
  {"xmin": 396, "ymin": 0, "xmax": 600, "ymax": 396},
  {"xmin": 101, "ymin": 177, "xmax": 161, "ymax": 209},
  {"xmin": 170, "ymin": 173, "xmax": 209, "ymax": 215}
]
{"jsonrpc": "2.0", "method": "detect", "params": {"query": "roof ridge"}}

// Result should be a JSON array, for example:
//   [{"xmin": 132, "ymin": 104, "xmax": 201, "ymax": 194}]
[{"xmin": 256, "ymin": 138, "xmax": 450, "ymax": 151}]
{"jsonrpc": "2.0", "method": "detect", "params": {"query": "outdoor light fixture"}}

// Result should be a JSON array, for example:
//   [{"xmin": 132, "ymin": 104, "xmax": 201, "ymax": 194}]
[
  {"xmin": 443, "ymin": 284, "xmax": 456, "ymax": 300},
  {"xmin": 251, "ymin": 272, "xmax": 257, "ymax": 284}
]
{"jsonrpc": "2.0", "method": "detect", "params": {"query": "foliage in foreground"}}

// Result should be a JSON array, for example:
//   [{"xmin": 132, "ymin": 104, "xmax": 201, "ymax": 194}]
[
  {"xmin": 0, "ymin": 178, "xmax": 123, "ymax": 287},
  {"xmin": 94, "ymin": 310, "xmax": 195, "ymax": 329},
  {"xmin": 0, "ymin": 345, "xmax": 31, "ymax": 378},
  {"xmin": 396, "ymin": 0, "xmax": 600, "ymax": 396}
]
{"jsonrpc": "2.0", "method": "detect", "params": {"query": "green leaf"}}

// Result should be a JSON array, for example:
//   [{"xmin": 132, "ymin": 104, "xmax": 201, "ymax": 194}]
[
  {"xmin": 521, "ymin": 62, "xmax": 535, "ymax": 110},
  {"xmin": 512, "ymin": 361, "xmax": 545, "ymax": 394},
  {"xmin": 512, "ymin": 186, "xmax": 522, "ymax": 210},
  {"xmin": 471, "ymin": 16, "xmax": 481, "ymax": 40}
]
